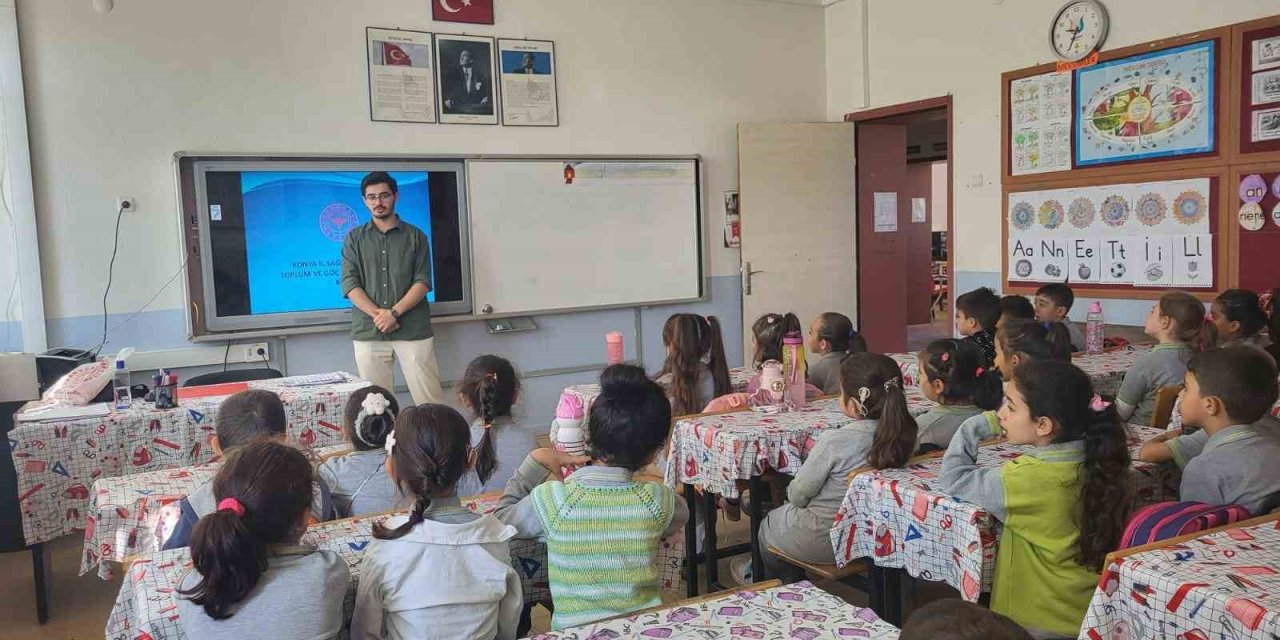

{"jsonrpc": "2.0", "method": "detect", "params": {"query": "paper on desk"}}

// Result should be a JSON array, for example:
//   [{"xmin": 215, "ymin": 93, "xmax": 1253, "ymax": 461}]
[{"xmin": 16, "ymin": 401, "xmax": 111, "ymax": 423}]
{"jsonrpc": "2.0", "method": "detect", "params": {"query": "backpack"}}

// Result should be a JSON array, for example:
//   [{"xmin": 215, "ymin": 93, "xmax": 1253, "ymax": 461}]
[{"xmin": 1119, "ymin": 501, "xmax": 1253, "ymax": 548}]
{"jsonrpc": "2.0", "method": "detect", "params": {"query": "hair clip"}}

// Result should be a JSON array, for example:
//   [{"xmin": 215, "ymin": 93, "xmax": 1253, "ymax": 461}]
[
  {"xmin": 354, "ymin": 393, "xmax": 396, "ymax": 448},
  {"xmin": 384, "ymin": 430, "xmax": 398, "ymax": 456},
  {"xmin": 217, "ymin": 497, "xmax": 245, "ymax": 518},
  {"xmin": 1089, "ymin": 394, "xmax": 1112, "ymax": 412},
  {"xmin": 975, "ymin": 366, "xmax": 985, "ymax": 377},
  {"xmin": 883, "ymin": 377, "xmax": 901, "ymax": 391},
  {"xmin": 767, "ymin": 315, "xmax": 778, "ymax": 324},
  {"xmin": 857, "ymin": 387, "xmax": 871, "ymax": 405},
  {"xmin": 940, "ymin": 352, "xmax": 950, "ymax": 363},
  {"xmin": 484, "ymin": 372, "xmax": 499, "ymax": 382}
]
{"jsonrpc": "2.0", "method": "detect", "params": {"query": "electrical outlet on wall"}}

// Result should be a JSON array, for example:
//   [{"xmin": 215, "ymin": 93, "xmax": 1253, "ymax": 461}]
[{"xmin": 241, "ymin": 342, "xmax": 269, "ymax": 363}]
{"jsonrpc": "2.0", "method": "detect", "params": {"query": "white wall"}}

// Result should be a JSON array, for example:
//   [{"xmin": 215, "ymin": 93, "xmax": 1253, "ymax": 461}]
[
  {"xmin": 826, "ymin": 0, "xmax": 1279, "ymax": 276},
  {"xmin": 18, "ymin": 0, "xmax": 826, "ymax": 323}
]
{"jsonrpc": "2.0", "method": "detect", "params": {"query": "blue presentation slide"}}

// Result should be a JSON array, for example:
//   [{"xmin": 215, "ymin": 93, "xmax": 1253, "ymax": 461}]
[{"xmin": 241, "ymin": 171, "xmax": 433, "ymax": 314}]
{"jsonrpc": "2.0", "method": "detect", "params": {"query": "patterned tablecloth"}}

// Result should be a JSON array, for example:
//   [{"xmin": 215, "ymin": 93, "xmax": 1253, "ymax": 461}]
[
  {"xmin": 81, "ymin": 443, "xmax": 351, "ymax": 579},
  {"xmin": 105, "ymin": 493, "xmax": 684, "ymax": 640},
  {"xmin": 829, "ymin": 425, "xmax": 1180, "ymax": 601},
  {"xmin": 888, "ymin": 346, "xmax": 1148, "ymax": 398},
  {"xmin": 1079, "ymin": 517, "xmax": 1280, "ymax": 640},
  {"xmin": 531, "ymin": 580, "xmax": 900, "ymax": 640},
  {"xmin": 11, "ymin": 373, "xmax": 369, "ymax": 546},
  {"xmin": 664, "ymin": 395, "xmax": 936, "ymax": 500}
]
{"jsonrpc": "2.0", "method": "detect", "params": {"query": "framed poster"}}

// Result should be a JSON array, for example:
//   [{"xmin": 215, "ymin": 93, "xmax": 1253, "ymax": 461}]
[
  {"xmin": 497, "ymin": 39, "xmax": 559, "ymax": 127},
  {"xmin": 1075, "ymin": 40, "xmax": 1215, "ymax": 167},
  {"xmin": 366, "ymin": 28, "xmax": 436, "ymax": 124},
  {"xmin": 434, "ymin": 34, "xmax": 499, "ymax": 125},
  {"xmin": 1009, "ymin": 71, "xmax": 1072, "ymax": 175}
]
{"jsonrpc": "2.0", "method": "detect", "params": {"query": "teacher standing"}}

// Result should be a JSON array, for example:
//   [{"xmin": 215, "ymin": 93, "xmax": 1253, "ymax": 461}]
[{"xmin": 340, "ymin": 171, "xmax": 443, "ymax": 404}]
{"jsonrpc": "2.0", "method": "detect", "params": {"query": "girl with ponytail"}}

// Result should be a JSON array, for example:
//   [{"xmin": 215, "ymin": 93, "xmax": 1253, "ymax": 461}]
[
  {"xmin": 456, "ymin": 355, "xmax": 538, "ymax": 496},
  {"xmin": 319, "ymin": 385, "xmax": 405, "ymax": 517},
  {"xmin": 655, "ymin": 313, "xmax": 732, "ymax": 415},
  {"xmin": 352, "ymin": 404, "xmax": 521, "ymax": 639},
  {"xmin": 755, "ymin": 353, "xmax": 918, "ymax": 582},
  {"xmin": 942, "ymin": 359, "xmax": 1130, "ymax": 637},
  {"xmin": 1117, "ymin": 291, "xmax": 1208, "ymax": 424},
  {"xmin": 914, "ymin": 339, "xmax": 1004, "ymax": 452},
  {"xmin": 176, "ymin": 441, "xmax": 349, "ymax": 637}
]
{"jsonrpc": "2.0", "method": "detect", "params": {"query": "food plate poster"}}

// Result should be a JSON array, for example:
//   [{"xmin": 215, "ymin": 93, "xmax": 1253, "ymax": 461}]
[{"xmin": 1075, "ymin": 40, "xmax": 1215, "ymax": 167}]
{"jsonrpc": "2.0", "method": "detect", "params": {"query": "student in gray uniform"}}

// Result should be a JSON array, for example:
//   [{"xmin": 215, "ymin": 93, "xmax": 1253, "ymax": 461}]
[
  {"xmin": 164, "ymin": 389, "xmax": 336, "ymax": 550},
  {"xmin": 654, "ymin": 313, "xmax": 731, "ymax": 415},
  {"xmin": 914, "ymin": 339, "xmax": 1003, "ymax": 452},
  {"xmin": 176, "ymin": 441, "xmax": 349, "ymax": 639},
  {"xmin": 351, "ymin": 404, "xmax": 521, "ymax": 640},
  {"xmin": 455, "ymin": 355, "xmax": 540, "ymax": 497},
  {"xmin": 753, "ymin": 353, "xmax": 917, "ymax": 582},
  {"xmin": 1165, "ymin": 348, "xmax": 1280, "ymax": 514},
  {"xmin": 1035, "ymin": 283, "xmax": 1087, "ymax": 352},
  {"xmin": 318, "ymin": 385, "xmax": 406, "ymax": 517},
  {"xmin": 1209, "ymin": 289, "xmax": 1273, "ymax": 356},
  {"xmin": 1117, "ymin": 292, "xmax": 1209, "ymax": 425},
  {"xmin": 806, "ymin": 312, "xmax": 866, "ymax": 395}
]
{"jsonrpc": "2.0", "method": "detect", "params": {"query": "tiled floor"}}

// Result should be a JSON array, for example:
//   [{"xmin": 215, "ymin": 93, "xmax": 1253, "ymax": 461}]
[{"xmin": 1, "ymin": 508, "xmax": 958, "ymax": 638}]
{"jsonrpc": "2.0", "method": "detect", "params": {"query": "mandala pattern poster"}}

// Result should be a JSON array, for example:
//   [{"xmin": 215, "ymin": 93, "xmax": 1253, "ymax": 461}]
[{"xmin": 1075, "ymin": 40, "xmax": 1215, "ymax": 166}]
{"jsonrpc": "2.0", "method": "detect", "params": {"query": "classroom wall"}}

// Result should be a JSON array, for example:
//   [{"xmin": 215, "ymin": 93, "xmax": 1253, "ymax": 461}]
[
  {"xmin": 825, "ymin": 0, "xmax": 1280, "ymax": 325},
  {"xmin": 16, "ymin": 0, "xmax": 827, "ymax": 423}
]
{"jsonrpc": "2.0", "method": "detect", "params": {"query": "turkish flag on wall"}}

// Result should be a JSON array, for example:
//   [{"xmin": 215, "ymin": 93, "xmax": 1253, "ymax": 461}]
[{"xmin": 432, "ymin": 0, "xmax": 494, "ymax": 25}]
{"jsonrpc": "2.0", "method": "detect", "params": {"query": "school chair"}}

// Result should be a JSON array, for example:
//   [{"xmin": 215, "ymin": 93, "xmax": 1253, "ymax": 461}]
[
  {"xmin": 316, "ymin": 446, "xmax": 353, "ymax": 464},
  {"xmin": 1150, "ymin": 384, "xmax": 1185, "ymax": 430}
]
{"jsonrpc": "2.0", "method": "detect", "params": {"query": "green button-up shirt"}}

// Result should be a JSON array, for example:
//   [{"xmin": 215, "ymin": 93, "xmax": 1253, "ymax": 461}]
[{"xmin": 340, "ymin": 218, "xmax": 434, "ymax": 342}]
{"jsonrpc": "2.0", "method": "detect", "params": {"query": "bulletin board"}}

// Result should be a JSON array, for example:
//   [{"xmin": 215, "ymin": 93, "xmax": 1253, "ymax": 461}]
[{"xmin": 1001, "ymin": 15, "xmax": 1280, "ymax": 299}]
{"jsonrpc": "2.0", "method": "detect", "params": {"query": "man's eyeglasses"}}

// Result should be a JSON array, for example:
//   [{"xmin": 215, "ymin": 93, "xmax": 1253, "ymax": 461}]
[{"xmin": 363, "ymin": 193, "xmax": 395, "ymax": 202}]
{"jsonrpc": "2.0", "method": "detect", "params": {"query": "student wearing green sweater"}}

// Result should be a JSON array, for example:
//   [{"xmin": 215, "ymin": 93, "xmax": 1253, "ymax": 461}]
[
  {"xmin": 941, "ymin": 360, "xmax": 1131, "ymax": 638},
  {"xmin": 495, "ymin": 364, "xmax": 689, "ymax": 630}
]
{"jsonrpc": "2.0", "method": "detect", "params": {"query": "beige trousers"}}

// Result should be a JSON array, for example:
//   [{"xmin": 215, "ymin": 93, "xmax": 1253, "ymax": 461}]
[{"xmin": 352, "ymin": 337, "xmax": 444, "ymax": 405}]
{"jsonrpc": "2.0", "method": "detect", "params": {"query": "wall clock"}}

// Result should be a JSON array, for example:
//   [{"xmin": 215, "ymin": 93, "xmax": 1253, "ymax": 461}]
[{"xmin": 1050, "ymin": 0, "xmax": 1109, "ymax": 62}]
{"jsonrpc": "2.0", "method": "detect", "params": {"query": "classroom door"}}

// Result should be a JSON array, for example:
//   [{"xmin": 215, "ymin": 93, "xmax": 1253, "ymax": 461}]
[
  {"xmin": 855, "ymin": 124, "xmax": 909, "ymax": 353},
  {"xmin": 738, "ymin": 123, "xmax": 857, "ymax": 362}
]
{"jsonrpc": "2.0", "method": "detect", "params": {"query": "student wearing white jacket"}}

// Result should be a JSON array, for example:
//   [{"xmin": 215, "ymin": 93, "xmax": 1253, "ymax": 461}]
[{"xmin": 351, "ymin": 405, "xmax": 522, "ymax": 640}]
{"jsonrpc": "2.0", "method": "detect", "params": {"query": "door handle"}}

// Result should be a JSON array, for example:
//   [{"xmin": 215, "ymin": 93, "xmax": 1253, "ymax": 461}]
[{"xmin": 742, "ymin": 261, "xmax": 765, "ymax": 295}]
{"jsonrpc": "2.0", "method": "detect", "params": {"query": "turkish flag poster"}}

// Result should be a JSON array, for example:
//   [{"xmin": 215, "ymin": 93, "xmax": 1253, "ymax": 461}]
[{"xmin": 433, "ymin": 0, "xmax": 494, "ymax": 25}]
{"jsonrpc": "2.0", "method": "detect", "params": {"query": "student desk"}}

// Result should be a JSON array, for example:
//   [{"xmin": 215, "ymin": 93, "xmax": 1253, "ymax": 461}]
[
  {"xmin": 105, "ymin": 492, "xmax": 687, "ymax": 640},
  {"xmin": 10, "ymin": 373, "xmax": 368, "ymax": 547},
  {"xmin": 529, "ymin": 580, "xmax": 900, "ymax": 640},
  {"xmin": 1080, "ymin": 512, "xmax": 1280, "ymax": 640},
  {"xmin": 828, "ymin": 425, "xmax": 1179, "ymax": 621},
  {"xmin": 81, "ymin": 443, "xmax": 351, "ymax": 579},
  {"xmin": 665, "ymin": 394, "xmax": 936, "ymax": 595},
  {"xmin": 888, "ymin": 346, "xmax": 1150, "ymax": 398},
  {"xmin": 559, "ymin": 365, "xmax": 755, "ymax": 411}
]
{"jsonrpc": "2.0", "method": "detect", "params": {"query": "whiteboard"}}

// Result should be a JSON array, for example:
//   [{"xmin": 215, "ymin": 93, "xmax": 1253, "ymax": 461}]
[{"xmin": 467, "ymin": 159, "xmax": 703, "ymax": 315}]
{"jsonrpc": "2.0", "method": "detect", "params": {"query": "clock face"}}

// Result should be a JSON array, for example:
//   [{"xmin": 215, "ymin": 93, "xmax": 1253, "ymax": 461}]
[{"xmin": 1051, "ymin": 0, "xmax": 1108, "ymax": 61}]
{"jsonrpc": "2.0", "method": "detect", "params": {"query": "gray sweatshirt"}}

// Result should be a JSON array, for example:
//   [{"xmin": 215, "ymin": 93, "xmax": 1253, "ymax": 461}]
[
  {"xmin": 176, "ymin": 545, "xmax": 349, "ymax": 640},
  {"xmin": 350, "ymin": 498, "xmax": 522, "ymax": 640},
  {"xmin": 807, "ymin": 351, "xmax": 847, "ymax": 395},
  {"xmin": 785, "ymin": 420, "xmax": 879, "ymax": 531},
  {"xmin": 318, "ymin": 449, "xmax": 408, "ymax": 517},
  {"xmin": 915, "ymin": 404, "xmax": 983, "ymax": 451},
  {"xmin": 456, "ymin": 416, "xmax": 540, "ymax": 498},
  {"xmin": 1180, "ymin": 423, "xmax": 1280, "ymax": 515}
]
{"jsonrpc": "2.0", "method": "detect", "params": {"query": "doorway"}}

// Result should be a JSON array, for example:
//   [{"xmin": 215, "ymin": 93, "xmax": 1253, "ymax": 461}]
[{"xmin": 846, "ymin": 98, "xmax": 953, "ymax": 353}]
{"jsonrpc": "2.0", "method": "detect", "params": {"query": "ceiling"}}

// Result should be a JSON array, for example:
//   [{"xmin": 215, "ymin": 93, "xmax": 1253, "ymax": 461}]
[{"xmin": 749, "ymin": 0, "xmax": 844, "ymax": 7}]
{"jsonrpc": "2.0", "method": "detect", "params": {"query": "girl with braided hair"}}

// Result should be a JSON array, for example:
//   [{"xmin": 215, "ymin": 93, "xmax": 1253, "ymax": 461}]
[
  {"xmin": 456, "ymin": 355, "xmax": 539, "ymax": 496},
  {"xmin": 351, "ymin": 404, "xmax": 522, "ymax": 640}
]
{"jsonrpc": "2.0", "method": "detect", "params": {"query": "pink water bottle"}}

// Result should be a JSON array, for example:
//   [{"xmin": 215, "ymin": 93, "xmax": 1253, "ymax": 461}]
[
  {"xmin": 782, "ymin": 333, "xmax": 807, "ymax": 408},
  {"xmin": 606, "ymin": 331, "xmax": 624, "ymax": 365}
]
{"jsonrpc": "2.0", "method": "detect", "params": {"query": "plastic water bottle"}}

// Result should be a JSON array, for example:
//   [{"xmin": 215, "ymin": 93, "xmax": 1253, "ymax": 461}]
[
  {"xmin": 1085, "ymin": 301, "xmax": 1106, "ymax": 355},
  {"xmin": 605, "ymin": 331, "xmax": 624, "ymax": 365},
  {"xmin": 782, "ymin": 332, "xmax": 807, "ymax": 408},
  {"xmin": 112, "ymin": 354, "xmax": 133, "ymax": 410}
]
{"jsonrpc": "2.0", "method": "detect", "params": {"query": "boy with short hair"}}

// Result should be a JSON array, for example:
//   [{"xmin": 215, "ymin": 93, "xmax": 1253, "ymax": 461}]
[
  {"xmin": 1034, "ymin": 283, "xmax": 1086, "ymax": 352},
  {"xmin": 955, "ymin": 287, "xmax": 1001, "ymax": 366},
  {"xmin": 162, "ymin": 389, "xmax": 335, "ymax": 549},
  {"xmin": 1153, "ymin": 348, "xmax": 1280, "ymax": 515},
  {"xmin": 900, "ymin": 599, "xmax": 1032, "ymax": 640}
]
